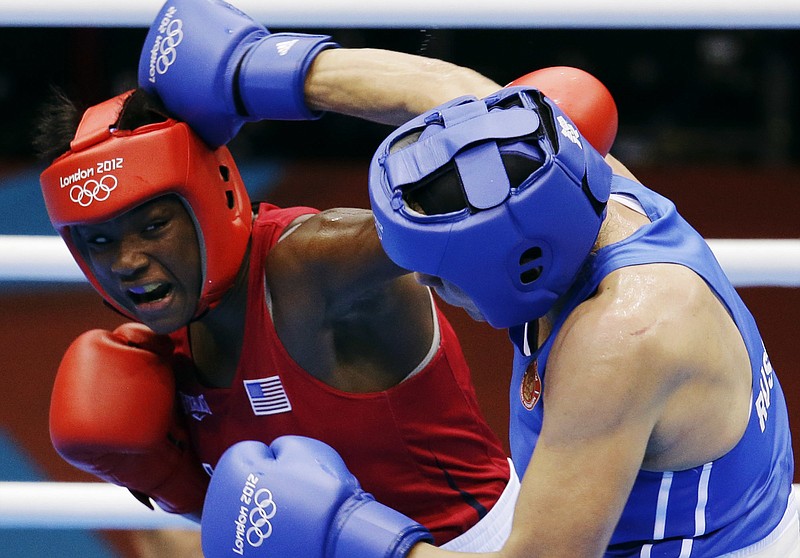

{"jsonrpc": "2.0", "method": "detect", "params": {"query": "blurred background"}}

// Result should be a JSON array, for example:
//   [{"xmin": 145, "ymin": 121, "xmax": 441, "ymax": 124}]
[{"xmin": 0, "ymin": 16, "xmax": 798, "ymax": 557}]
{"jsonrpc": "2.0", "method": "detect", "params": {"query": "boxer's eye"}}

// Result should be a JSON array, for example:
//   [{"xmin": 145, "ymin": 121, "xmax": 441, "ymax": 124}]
[{"xmin": 88, "ymin": 234, "xmax": 111, "ymax": 246}]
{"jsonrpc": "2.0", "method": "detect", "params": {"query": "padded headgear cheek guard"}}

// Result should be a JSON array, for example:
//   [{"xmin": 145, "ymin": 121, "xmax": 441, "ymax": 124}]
[
  {"xmin": 369, "ymin": 86, "xmax": 612, "ymax": 328},
  {"xmin": 39, "ymin": 90, "xmax": 252, "ymax": 320}
]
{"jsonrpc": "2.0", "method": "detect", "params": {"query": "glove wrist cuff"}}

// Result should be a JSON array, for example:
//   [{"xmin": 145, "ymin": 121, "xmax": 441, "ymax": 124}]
[
  {"xmin": 329, "ymin": 494, "xmax": 433, "ymax": 558},
  {"xmin": 237, "ymin": 33, "xmax": 339, "ymax": 121}
]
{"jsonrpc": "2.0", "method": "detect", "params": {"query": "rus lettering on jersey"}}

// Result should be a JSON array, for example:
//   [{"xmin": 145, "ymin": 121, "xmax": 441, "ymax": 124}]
[{"xmin": 755, "ymin": 346, "xmax": 775, "ymax": 433}]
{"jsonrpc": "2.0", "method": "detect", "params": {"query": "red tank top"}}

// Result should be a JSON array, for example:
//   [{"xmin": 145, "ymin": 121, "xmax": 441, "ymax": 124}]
[{"xmin": 171, "ymin": 203, "xmax": 509, "ymax": 544}]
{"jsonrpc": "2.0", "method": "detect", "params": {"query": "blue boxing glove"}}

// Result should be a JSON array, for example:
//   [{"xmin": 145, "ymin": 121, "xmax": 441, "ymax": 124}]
[
  {"xmin": 201, "ymin": 437, "xmax": 433, "ymax": 558},
  {"xmin": 138, "ymin": 0, "xmax": 339, "ymax": 147}
]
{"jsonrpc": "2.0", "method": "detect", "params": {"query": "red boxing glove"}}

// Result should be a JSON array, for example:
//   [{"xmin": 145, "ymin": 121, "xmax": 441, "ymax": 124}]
[
  {"xmin": 49, "ymin": 323, "xmax": 208, "ymax": 517},
  {"xmin": 508, "ymin": 66, "xmax": 618, "ymax": 156}
]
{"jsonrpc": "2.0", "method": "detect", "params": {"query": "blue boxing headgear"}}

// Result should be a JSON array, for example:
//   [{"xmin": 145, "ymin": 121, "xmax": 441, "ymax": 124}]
[{"xmin": 369, "ymin": 87, "xmax": 612, "ymax": 328}]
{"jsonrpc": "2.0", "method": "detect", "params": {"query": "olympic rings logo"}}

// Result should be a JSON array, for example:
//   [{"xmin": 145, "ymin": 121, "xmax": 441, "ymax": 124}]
[
  {"xmin": 246, "ymin": 488, "xmax": 277, "ymax": 547},
  {"xmin": 155, "ymin": 18, "xmax": 184, "ymax": 75},
  {"xmin": 69, "ymin": 175, "xmax": 118, "ymax": 207}
]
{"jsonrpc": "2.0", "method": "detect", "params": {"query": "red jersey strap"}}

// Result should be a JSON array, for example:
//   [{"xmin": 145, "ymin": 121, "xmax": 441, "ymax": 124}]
[{"xmin": 253, "ymin": 202, "xmax": 320, "ymax": 246}]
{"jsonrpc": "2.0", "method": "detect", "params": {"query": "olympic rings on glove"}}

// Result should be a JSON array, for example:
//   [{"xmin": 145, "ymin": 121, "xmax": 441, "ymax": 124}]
[
  {"xmin": 246, "ymin": 488, "xmax": 277, "ymax": 547},
  {"xmin": 155, "ymin": 18, "xmax": 184, "ymax": 75}
]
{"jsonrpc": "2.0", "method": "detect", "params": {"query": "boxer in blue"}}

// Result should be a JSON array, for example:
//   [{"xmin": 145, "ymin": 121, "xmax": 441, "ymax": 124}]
[{"xmin": 366, "ymin": 87, "xmax": 798, "ymax": 558}]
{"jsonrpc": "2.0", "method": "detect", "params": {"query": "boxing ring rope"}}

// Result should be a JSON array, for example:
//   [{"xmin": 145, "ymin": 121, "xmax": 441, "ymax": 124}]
[
  {"xmin": 0, "ymin": 0, "xmax": 799, "ymax": 28},
  {"xmin": 0, "ymin": 482, "xmax": 198, "ymax": 530},
  {"xmin": 1, "ymin": 235, "xmax": 799, "ymax": 287},
  {"xmin": 0, "ymin": 482, "xmax": 798, "ymax": 530}
]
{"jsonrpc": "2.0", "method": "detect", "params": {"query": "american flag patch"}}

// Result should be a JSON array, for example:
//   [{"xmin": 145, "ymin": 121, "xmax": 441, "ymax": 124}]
[{"xmin": 243, "ymin": 376, "xmax": 292, "ymax": 416}]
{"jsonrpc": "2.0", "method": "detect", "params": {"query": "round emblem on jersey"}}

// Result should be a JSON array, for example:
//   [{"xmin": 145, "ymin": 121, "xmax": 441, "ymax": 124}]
[{"xmin": 520, "ymin": 360, "xmax": 542, "ymax": 411}]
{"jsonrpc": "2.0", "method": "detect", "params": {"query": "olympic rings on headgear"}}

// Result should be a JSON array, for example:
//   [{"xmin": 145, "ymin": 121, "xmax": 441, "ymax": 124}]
[{"xmin": 69, "ymin": 175, "xmax": 118, "ymax": 207}]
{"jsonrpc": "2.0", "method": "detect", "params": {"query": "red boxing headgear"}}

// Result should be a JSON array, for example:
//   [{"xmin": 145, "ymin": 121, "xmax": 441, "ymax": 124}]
[{"xmin": 40, "ymin": 91, "xmax": 252, "ymax": 319}]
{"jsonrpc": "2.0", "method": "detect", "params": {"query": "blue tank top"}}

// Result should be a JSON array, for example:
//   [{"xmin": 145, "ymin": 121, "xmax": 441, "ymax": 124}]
[{"xmin": 508, "ymin": 176, "xmax": 794, "ymax": 556}]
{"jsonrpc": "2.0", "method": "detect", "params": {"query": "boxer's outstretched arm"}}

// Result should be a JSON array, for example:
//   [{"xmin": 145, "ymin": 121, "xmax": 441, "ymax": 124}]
[{"xmin": 304, "ymin": 48, "xmax": 500, "ymax": 126}]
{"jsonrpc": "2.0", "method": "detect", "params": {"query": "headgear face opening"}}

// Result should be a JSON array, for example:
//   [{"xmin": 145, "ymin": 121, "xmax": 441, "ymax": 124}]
[
  {"xmin": 369, "ymin": 86, "xmax": 612, "ymax": 328},
  {"xmin": 40, "ymin": 91, "xmax": 252, "ymax": 320}
]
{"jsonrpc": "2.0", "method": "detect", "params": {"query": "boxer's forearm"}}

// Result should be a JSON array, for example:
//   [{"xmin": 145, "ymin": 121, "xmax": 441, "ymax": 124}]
[{"xmin": 304, "ymin": 48, "xmax": 501, "ymax": 126}]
